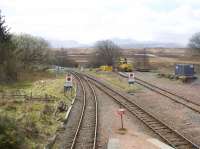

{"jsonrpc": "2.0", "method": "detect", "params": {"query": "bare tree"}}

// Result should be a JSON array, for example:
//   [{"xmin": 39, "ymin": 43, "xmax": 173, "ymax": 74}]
[
  {"xmin": 52, "ymin": 48, "xmax": 78, "ymax": 67},
  {"xmin": 188, "ymin": 32, "xmax": 200, "ymax": 55},
  {"xmin": 89, "ymin": 40, "xmax": 121, "ymax": 67},
  {"xmin": 12, "ymin": 34, "xmax": 50, "ymax": 69}
]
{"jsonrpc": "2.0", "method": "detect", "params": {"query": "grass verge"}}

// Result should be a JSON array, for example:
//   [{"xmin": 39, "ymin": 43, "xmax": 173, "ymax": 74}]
[
  {"xmin": 85, "ymin": 69, "xmax": 142, "ymax": 94},
  {"xmin": 0, "ymin": 71, "xmax": 76, "ymax": 148}
]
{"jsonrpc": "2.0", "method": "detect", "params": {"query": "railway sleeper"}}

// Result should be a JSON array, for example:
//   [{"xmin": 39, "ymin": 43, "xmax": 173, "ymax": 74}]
[
  {"xmin": 147, "ymin": 123, "xmax": 165, "ymax": 127},
  {"xmin": 135, "ymin": 112, "xmax": 149, "ymax": 116},
  {"xmin": 74, "ymin": 145, "xmax": 94, "ymax": 149},
  {"xmin": 136, "ymin": 116, "xmax": 153, "ymax": 122},
  {"xmin": 163, "ymin": 135, "xmax": 183, "ymax": 140},
  {"xmin": 128, "ymin": 105, "xmax": 137, "ymax": 108},
  {"xmin": 145, "ymin": 121, "xmax": 161, "ymax": 125},
  {"xmin": 136, "ymin": 116, "xmax": 151, "ymax": 120},
  {"xmin": 127, "ymin": 106, "xmax": 138, "ymax": 111},
  {"xmin": 133, "ymin": 109, "xmax": 144, "ymax": 112},
  {"xmin": 151, "ymin": 126, "xmax": 169, "ymax": 130},
  {"xmin": 175, "ymin": 144, "xmax": 195, "ymax": 149},
  {"xmin": 159, "ymin": 131, "xmax": 175, "ymax": 137},
  {"xmin": 141, "ymin": 119, "xmax": 158, "ymax": 123},
  {"xmin": 134, "ymin": 113, "xmax": 147, "ymax": 117},
  {"xmin": 78, "ymin": 130, "xmax": 95, "ymax": 134},
  {"xmin": 168, "ymin": 137, "xmax": 187, "ymax": 142},
  {"xmin": 75, "ymin": 142, "xmax": 94, "ymax": 147},
  {"xmin": 173, "ymin": 141, "xmax": 190, "ymax": 146},
  {"xmin": 81, "ymin": 123, "xmax": 95, "ymax": 127},
  {"xmin": 144, "ymin": 121, "xmax": 163, "ymax": 126},
  {"xmin": 76, "ymin": 138, "xmax": 94, "ymax": 142},
  {"xmin": 166, "ymin": 138, "xmax": 186, "ymax": 144},
  {"xmin": 158, "ymin": 129, "xmax": 173, "ymax": 133}
]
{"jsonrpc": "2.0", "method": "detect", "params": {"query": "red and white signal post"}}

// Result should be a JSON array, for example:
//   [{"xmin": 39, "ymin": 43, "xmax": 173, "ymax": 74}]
[
  {"xmin": 117, "ymin": 108, "xmax": 125, "ymax": 129},
  {"xmin": 128, "ymin": 72, "xmax": 135, "ymax": 85},
  {"xmin": 64, "ymin": 74, "xmax": 73, "ymax": 93}
]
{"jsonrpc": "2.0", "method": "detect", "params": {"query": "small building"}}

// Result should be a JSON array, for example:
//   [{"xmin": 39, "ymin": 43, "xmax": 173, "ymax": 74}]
[{"xmin": 175, "ymin": 64, "xmax": 195, "ymax": 77}]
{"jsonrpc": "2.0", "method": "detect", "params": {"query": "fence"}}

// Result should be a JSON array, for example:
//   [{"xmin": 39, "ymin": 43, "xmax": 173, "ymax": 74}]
[{"xmin": 0, "ymin": 90, "xmax": 59, "ymax": 102}]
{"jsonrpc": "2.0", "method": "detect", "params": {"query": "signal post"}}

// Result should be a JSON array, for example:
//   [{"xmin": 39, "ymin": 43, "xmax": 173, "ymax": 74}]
[
  {"xmin": 128, "ymin": 72, "xmax": 135, "ymax": 85},
  {"xmin": 64, "ymin": 74, "xmax": 73, "ymax": 95}
]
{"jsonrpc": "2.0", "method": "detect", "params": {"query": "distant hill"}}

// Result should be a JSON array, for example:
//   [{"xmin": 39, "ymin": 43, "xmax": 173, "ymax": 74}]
[
  {"xmin": 111, "ymin": 38, "xmax": 185, "ymax": 49},
  {"xmin": 48, "ymin": 38, "xmax": 185, "ymax": 49},
  {"xmin": 48, "ymin": 39, "xmax": 89, "ymax": 48}
]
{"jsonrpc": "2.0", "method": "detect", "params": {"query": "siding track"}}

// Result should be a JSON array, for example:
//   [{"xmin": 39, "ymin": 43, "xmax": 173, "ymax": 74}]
[
  {"xmin": 119, "ymin": 72, "xmax": 200, "ymax": 114},
  {"xmin": 79, "ymin": 72, "xmax": 200, "ymax": 149}
]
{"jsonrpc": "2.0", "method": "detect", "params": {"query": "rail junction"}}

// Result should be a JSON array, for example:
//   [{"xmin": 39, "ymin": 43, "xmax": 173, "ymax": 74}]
[{"xmin": 53, "ymin": 71, "xmax": 200, "ymax": 149}]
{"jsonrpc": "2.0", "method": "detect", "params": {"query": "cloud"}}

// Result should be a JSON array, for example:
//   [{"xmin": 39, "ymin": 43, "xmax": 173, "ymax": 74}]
[{"xmin": 1, "ymin": 0, "xmax": 200, "ymax": 45}]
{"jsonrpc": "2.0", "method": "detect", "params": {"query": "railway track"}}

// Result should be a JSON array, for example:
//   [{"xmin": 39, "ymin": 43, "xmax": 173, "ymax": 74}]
[
  {"xmin": 54, "ymin": 73, "xmax": 98, "ymax": 149},
  {"xmin": 79, "ymin": 72, "xmax": 200, "ymax": 149},
  {"xmin": 70, "ymin": 73, "xmax": 98, "ymax": 149},
  {"xmin": 119, "ymin": 72, "xmax": 200, "ymax": 114}
]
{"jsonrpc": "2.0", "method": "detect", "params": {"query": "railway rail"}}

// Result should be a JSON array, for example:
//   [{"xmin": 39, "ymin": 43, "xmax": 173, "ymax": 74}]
[
  {"xmin": 119, "ymin": 72, "xmax": 200, "ymax": 114},
  {"xmin": 70, "ymin": 73, "xmax": 98, "ymax": 149},
  {"xmin": 79, "ymin": 72, "xmax": 200, "ymax": 149},
  {"xmin": 54, "ymin": 72, "xmax": 98, "ymax": 149}
]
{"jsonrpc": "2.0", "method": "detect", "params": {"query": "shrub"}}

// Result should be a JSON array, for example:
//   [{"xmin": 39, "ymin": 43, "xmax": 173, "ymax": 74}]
[
  {"xmin": 22, "ymin": 113, "xmax": 39, "ymax": 138},
  {"xmin": 0, "ymin": 115, "xmax": 25, "ymax": 149}
]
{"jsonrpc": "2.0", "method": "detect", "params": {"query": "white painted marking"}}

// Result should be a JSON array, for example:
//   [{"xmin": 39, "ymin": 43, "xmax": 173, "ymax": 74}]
[
  {"xmin": 107, "ymin": 138, "xmax": 120, "ymax": 149},
  {"xmin": 147, "ymin": 138, "xmax": 174, "ymax": 149}
]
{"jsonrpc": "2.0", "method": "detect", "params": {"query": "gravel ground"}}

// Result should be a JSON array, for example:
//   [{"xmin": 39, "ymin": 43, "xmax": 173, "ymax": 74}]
[
  {"xmin": 114, "ymin": 72, "xmax": 200, "ymax": 146},
  {"xmin": 94, "ymin": 85, "xmax": 162, "ymax": 149},
  {"xmin": 135, "ymin": 71, "xmax": 200, "ymax": 105},
  {"xmin": 130, "ymin": 91, "xmax": 200, "ymax": 145}
]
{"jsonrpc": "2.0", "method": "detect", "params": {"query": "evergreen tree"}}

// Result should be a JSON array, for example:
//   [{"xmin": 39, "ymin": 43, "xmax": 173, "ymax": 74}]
[{"xmin": 0, "ymin": 10, "xmax": 17, "ymax": 81}]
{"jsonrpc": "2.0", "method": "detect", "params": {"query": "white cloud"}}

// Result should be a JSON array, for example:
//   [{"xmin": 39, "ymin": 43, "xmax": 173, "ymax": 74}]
[{"xmin": 1, "ymin": 0, "xmax": 200, "ymax": 44}]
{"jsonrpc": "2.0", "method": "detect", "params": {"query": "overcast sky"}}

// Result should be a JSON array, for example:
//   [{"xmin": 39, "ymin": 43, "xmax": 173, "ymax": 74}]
[{"xmin": 1, "ymin": 0, "xmax": 200, "ymax": 45}]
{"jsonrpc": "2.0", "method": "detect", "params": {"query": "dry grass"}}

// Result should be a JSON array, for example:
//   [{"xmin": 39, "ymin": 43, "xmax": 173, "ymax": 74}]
[
  {"xmin": 86, "ymin": 70, "xmax": 142, "ymax": 93},
  {"xmin": 0, "ymin": 71, "xmax": 76, "ymax": 148}
]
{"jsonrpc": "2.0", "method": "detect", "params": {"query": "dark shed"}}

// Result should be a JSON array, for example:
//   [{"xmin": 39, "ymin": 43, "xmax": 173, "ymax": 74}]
[{"xmin": 175, "ymin": 64, "xmax": 194, "ymax": 77}]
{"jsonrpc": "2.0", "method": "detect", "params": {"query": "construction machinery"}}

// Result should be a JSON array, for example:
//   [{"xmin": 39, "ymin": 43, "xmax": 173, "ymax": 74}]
[
  {"xmin": 99, "ymin": 65, "xmax": 113, "ymax": 71},
  {"xmin": 117, "ymin": 57, "xmax": 133, "ymax": 72}
]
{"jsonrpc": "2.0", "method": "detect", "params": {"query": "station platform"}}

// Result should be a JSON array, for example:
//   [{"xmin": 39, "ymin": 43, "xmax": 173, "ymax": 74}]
[{"xmin": 107, "ymin": 138, "xmax": 174, "ymax": 149}]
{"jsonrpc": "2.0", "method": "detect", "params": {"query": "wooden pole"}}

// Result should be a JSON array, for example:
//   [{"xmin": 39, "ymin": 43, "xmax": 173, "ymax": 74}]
[
  {"xmin": 120, "ymin": 114, "xmax": 124, "ymax": 129},
  {"xmin": 30, "ymin": 92, "xmax": 32, "ymax": 100}
]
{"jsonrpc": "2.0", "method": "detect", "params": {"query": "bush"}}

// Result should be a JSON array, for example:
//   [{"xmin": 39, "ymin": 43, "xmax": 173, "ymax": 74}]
[
  {"xmin": 0, "ymin": 115, "xmax": 25, "ymax": 149},
  {"xmin": 41, "ymin": 104, "xmax": 54, "ymax": 116},
  {"xmin": 22, "ymin": 113, "xmax": 39, "ymax": 138}
]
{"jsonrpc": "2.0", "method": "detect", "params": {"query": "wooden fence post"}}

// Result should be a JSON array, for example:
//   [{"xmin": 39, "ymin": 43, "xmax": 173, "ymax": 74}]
[
  {"xmin": 2, "ymin": 91, "xmax": 4, "ymax": 100},
  {"xmin": 45, "ymin": 94, "xmax": 48, "ymax": 100},
  {"xmin": 30, "ymin": 92, "xmax": 32, "ymax": 100}
]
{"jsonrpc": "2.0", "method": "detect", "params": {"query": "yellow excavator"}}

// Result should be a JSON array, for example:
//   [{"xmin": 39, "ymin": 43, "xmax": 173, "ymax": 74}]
[{"xmin": 117, "ymin": 57, "xmax": 133, "ymax": 72}]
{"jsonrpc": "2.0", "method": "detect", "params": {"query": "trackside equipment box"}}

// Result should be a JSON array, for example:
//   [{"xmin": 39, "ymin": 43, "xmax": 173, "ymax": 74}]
[{"xmin": 175, "ymin": 64, "xmax": 194, "ymax": 77}]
